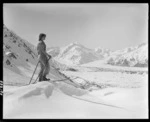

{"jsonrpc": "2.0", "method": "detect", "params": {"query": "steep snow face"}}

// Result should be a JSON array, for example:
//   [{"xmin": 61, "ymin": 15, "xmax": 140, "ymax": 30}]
[
  {"xmin": 107, "ymin": 43, "xmax": 148, "ymax": 67},
  {"xmin": 56, "ymin": 42, "xmax": 103, "ymax": 65},
  {"xmin": 3, "ymin": 25, "xmax": 38, "ymax": 72}
]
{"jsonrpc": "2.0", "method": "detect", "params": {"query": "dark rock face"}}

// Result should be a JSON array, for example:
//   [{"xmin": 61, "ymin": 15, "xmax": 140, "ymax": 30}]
[
  {"xmin": 67, "ymin": 68, "xmax": 78, "ymax": 72},
  {"xmin": 6, "ymin": 52, "xmax": 17, "ymax": 59},
  {"xmin": 6, "ymin": 59, "xmax": 11, "ymax": 65},
  {"xmin": 134, "ymin": 63, "xmax": 148, "ymax": 67},
  {"xmin": 5, "ymin": 45, "xmax": 11, "ymax": 49}
]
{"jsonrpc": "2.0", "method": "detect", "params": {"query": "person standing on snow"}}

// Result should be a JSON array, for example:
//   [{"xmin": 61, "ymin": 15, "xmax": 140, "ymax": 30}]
[{"xmin": 37, "ymin": 33, "xmax": 51, "ymax": 81}]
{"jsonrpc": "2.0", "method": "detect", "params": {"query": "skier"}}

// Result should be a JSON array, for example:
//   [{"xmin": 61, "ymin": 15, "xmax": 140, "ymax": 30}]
[{"xmin": 37, "ymin": 33, "xmax": 51, "ymax": 81}]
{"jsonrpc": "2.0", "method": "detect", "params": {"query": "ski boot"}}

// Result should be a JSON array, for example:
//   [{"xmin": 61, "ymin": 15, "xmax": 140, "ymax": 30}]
[
  {"xmin": 39, "ymin": 77, "xmax": 43, "ymax": 82},
  {"xmin": 43, "ymin": 76, "xmax": 50, "ymax": 81}
]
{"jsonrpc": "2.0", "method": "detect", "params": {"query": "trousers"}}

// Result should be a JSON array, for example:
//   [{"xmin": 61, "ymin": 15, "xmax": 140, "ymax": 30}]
[{"xmin": 38, "ymin": 55, "xmax": 50, "ymax": 79}]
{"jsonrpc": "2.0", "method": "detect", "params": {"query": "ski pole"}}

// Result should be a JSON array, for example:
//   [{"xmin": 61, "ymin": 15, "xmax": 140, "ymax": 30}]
[
  {"xmin": 33, "ymin": 74, "xmax": 39, "ymax": 84},
  {"xmin": 29, "ymin": 61, "xmax": 40, "ymax": 84}
]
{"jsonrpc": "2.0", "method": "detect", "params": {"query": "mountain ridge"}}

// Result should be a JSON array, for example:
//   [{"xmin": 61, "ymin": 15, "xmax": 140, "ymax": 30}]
[
  {"xmin": 48, "ymin": 42, "xmax": 148, "ymax": 67},
  {"xmin": 3, "ymin": 25, "xmax": 148, "ymax": 68}
]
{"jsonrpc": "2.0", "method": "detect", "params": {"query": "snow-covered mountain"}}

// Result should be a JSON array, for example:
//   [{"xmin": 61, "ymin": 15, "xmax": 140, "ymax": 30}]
[
  {"xmin": 48, "ymin": 42, "xmax": 105, "ymax": 65},
  {"xmin": 3, "ymin": 24, "xmax": 38, "ymax": 73},
  {"xmin": 48, "ymin": 42, "xmax": 148, "ymax": 67},
  {"xmin": 82, "ymin": 43, "xmax": 148, "ymax": 68},
  {"xmin": 106, "ymin": 43, "xmax": 148, "ymax": 67}
]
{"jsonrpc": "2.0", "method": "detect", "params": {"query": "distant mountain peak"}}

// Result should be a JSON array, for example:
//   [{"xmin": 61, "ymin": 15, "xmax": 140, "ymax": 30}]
[
  {"xmin": 70, "ymin": 41, "xmax": 80, "ymax": 45},
  {"xmin": 137, "ymin": 42, "xmax": 147, "ymax": 48},
  {"xmin": 66, "ymin": 42, "xmax": 84, "ymax": 48}
]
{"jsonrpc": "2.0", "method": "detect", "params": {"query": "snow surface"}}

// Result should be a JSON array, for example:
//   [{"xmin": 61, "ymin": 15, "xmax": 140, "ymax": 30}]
[
  {"xmin": 82, "ymin": 59, "xmax": 148, "ymax": 73},
  {"xmin": 63, "ymin": 70, "xmax": 148, "ymax": 89},
  {"xmin": 3, "ymin": 60, "xmax": 148, "ymax": 118},
  {"xmin": 3, "ymin": 25, "xmax": 38, "ymax": 76},
  {"xmin": 3, "ymin": 79, "xmax": 148, "ymax": 118}
]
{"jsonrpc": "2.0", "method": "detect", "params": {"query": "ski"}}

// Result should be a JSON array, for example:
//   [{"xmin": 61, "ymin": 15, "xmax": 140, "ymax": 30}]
[
  {"xmin": 32, "ymin": 78, "xmax": 83, "ymax": 89},
  {"xmin": 51, "ymin": 66, "xmax": 84, "ymax": 89}
]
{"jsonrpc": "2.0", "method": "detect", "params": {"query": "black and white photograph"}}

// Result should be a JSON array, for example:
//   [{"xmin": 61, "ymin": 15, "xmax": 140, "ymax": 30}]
[{"xmin": 3, "ymin": 3, "xmax": 148, "ymax": 119}]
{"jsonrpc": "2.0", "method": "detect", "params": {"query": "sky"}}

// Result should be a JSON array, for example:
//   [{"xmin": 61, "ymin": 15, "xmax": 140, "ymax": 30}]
[{"xmin": 3, "ymin": 3, "xmax": 148, "ymax": 50}]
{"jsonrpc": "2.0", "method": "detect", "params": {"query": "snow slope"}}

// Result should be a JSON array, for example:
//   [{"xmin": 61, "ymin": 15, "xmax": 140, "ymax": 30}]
[
  {"xmin": 3, "ymin": 25, "xmax": 38, "ymax": 75},
  {"xmin": 63, "ymin": 70, "xmax": 148, "ymax": 89},
  {"xmin": 3, "ymin": 80, "xmax": 148, "ymax": 119}
]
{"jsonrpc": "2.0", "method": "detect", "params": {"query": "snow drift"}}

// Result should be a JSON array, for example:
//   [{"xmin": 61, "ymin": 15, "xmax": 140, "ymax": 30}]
[{"xmin": 3, "ymin": 80, "xmax": 148, "ymax": 119}]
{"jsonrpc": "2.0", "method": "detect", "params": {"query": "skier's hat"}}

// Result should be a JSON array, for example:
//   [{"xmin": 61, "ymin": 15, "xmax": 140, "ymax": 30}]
[{"xmin": 39, "ymin": 33, "xmax": 46, "ymax": 40}]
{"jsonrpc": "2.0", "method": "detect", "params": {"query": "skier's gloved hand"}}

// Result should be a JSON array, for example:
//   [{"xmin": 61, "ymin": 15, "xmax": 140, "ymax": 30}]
[{"xmin": 48, "ymin": 54, "xmax": 52, "ymax": 59}]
